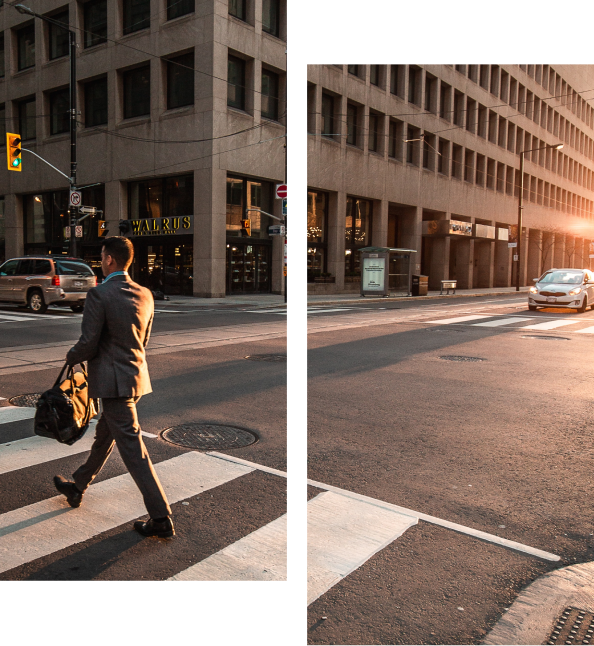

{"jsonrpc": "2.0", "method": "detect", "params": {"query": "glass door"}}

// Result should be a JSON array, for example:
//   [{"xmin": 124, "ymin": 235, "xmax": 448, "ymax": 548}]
[{"xmin": 227, "ymin": 243, "xmax": 271, "ymax": 293}]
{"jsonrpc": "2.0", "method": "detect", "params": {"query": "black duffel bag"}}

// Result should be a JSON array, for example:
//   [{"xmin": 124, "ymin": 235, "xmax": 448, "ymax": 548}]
[{"xmin": 34, "ymin": 362, "xmax": 98, "ymax": 445}]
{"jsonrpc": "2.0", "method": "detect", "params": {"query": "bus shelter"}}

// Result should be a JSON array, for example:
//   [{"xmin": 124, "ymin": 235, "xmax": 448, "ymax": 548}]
[{"xmin": 358, "ymin": 247, "xmax": 417, "ymax": 297}]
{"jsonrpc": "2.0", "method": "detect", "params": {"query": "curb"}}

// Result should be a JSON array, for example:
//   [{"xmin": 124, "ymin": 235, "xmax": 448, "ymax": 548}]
[
  {"xmin": 483, "ymin": 562, "xmax": 594, "ymax": 645},
  {"xmin": 308, "ymin": 289, "xmax": 530, "ymax": 307}
]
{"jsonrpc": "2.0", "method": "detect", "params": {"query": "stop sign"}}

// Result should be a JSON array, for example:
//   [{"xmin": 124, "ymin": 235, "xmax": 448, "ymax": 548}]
[{"xmin": 275, "ymin": 184, "xmax": 287, "ymax": 199}]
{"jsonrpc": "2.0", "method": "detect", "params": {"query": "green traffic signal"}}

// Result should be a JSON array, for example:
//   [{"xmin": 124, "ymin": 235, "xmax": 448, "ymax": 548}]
[{"xmin": 11, "ymin": 158, "xmax": 21, "ymax": 168}]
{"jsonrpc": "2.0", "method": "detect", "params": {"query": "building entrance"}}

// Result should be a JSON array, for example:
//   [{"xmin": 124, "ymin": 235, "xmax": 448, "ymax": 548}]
[
  {"xmin": 132, "ymin": 238, "xmax": 193, "ymax": 295},
  {"xmin": 226, "ymin": 242, "xmax": 271, "ymax": 294}
]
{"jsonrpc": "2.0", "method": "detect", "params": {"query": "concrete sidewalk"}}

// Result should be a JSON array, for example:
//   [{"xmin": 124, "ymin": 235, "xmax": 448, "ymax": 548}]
[
  {"xmin": 307, "ymin": 286, "xmax": 530, "ymax": 306},
  {"xmin": 152, "ymin": 294, "xmax": 286, "ymax": 308}
]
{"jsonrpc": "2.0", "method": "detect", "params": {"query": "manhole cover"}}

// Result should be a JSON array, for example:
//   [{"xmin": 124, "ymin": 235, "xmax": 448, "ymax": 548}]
[
  {"xmin": 439, "ymin": 355, "xmax": 486, "ymax": 362},
  {"xmin": 545, "ymin": 606, "xmax": 594, "ymax": 645},
  {"xmin": 161, "ymin": 423, "xmax": 258, "ymax": 450},
  {"xmin": 9, "ymin": 393, "xmax": 42, "ymax": 407},
  {"xmin": 522, "ymin": 335, "xmax": 570, "ymax": 341},
  {"xmin": 244, "ymin": 354, "xmax": 287, "ymax": 362}
]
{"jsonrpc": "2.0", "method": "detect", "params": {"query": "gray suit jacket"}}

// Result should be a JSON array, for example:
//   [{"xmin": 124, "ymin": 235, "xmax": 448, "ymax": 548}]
[{"xmin": 67, "ymin": 275, "xmax": 154, "ymax": 398}]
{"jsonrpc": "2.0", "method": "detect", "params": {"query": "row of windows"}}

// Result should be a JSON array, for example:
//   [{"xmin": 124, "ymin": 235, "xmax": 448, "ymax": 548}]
[
  {"xmin": 310, "ymin": 89, "xmax": 594, "ymax": 193},
  {"xmin": 0, "ymin": 53, "xmax": 281, "ymax": 141},
  {"xmin": 0, "ymin": 0, "xmax": 283, "ymax": 79},
  {"xmin": 327, "ymin": 65, "xmax": 594, "ymax": 166}
]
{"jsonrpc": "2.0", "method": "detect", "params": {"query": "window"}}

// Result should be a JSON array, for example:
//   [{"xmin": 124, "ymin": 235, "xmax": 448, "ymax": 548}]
[
  {"xmin": 346, "ymin": 103, "xmax": 358, "ymax": 146},
  {"xmin": 475, "ymin": 154, "xmax": 485, "ymax": 186},
  {"xmin": 227, "ymin": 55, "xmax": 246, "ymax": 110},
  {"xmin": 17, "ymin": 23, "xmax": 35, "ymax": 71},
  {"xmin": 453, "ymin": 91, "xmax": 464, "ymax": 126},
  {"xmin": 439, "ymin": 82, "xmax": 451, "ymax": 120},
  {"xmin": 468, "ymin": 65, "xmax": 478, "ymax": 83},
  {"xmin": 84, "ymin": 77, "xmax": 108, "ymax": 126},
  {"xmin": 226, "ymin": 175, "xmax": 272, "ymax": 238},
  {"xmin": 370, "ymin": 65, "xmax": 380, "ymax": 86},
  {"xmin": 347, "ymin": 65, "xmax": 359, "ymax": 77},
  {"xmin": 368, "ymin": 113, "xmax": 379, "ymax": 152},
  {"xmin": 496, "ymin": 162, "xmax": 505, "ymax": 192},
  {"xmin": 425, "ymin": 74, "xmax": 436, "ymax": 113},
  {"xmin": 262, "ymin": 0, "xmax": 280, "ymax": 37},
  {"xmin": 48, "ymin": 9, "xmax": 69, "ymax": 60},
  {"xmin": 466, "ymin": 98, "xmax": 476, "ymax": 133},
  {"xmin": 345, "ymin": 197, "xmax": 372, "ymax": 275},
  {"xmin": 49, "ymin": 87, "xmax": 69, "ymax": 135},
  {"xmin": 452, "ymin": 144, "xmax": 462, "ymax": 179},
  {"xmin": 486, "ymin": 158, "xmax": 495, "ymax": 189},
  {"xmin": 390, "ymin": 65, "xmax": 404, "ymax": 98},
  {"xmin": 406, "ymin": 125, "xmax": 420, "ymax": 165},
  {"xmin": 408, "ymin": 66, "xmax": 420, "ymax": 105},
  {"xmin": 480, "ymin": 65, "xmax": 489, "ymax": 90},
  {"xmin": 167, "ymin": 53, "xmax": 194, "ymax": 109},
  {"xmin": 167, "ymin": 0, "xmax": 194, "ymax": 20},
  {"xmin": 0, "ymin": 32, "xmax": 4, "ymax": 78},
  {"xmin": 464, "ymin": 149, "xmax": 474, "ymax": 182},
  {"xmin": 123, "ymin": 0, "xmax": 150, "ymax": 34},
  {"xmin": 321, "ymin": 93, "xmax": 334, "ymax": 138},
  {"xmin": 18, "ymin": 98, "xmax": 36, "ymax": 140},
  {"xmin": 84, "ymin": 0, "xmax": 107, "ymax": 48},
  {"xmin": 490, "ymin": 65, "xmax": 499, "ymax": 96},
  {"xmin": 0, "ymin": 104, "xmax": 5, "ymax": 142},
  {"xmin": 307, "ymin": 191, "xmax": 328, "ymax": 280},
  {"xmin": 229, "ymin": 0, "xmax": 246, "ymax": 20},
  {"xmin": 123, "ymin": 65, "xmax": 150, "ymax": 118},
  {"xmin": 455, "ymin": 64, "xmax": 466, "ymax": 75},
  {"xmin": 261, "ymin": 69, "xmax": 279, "ymax": 120},
  {"xmin": 438, "ymin": 139, "xmax": 449, "ymax": 175},
  {"xmin": 424, "ymin": 133, "xmax": 435, "ymax": 170},
  {"xmin": 129, "ymin": 174, "xmax": 193, "ymax": 220},
  {"xmin": 498, "ymin": 117, "xmax": 506, "ymax": 148},
  {"xmin": 388, "ymin": 120, "xmax": 403, "ymax": 160}
]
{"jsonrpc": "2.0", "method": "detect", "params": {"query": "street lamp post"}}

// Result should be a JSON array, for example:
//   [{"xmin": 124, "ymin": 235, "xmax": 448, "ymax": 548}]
[
  {"xmin": 14, "ymin": 5, "xmax": 78, "ymax": 257},
  {"xmin": 516, "ymin": 142, "xmax": 564, "ymax": 291}
]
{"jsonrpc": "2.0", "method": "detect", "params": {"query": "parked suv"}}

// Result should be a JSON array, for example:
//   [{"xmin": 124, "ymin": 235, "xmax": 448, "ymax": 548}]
[{"xmin": 0, "ymin": 256, "xmax": 97, "ymax": 313}]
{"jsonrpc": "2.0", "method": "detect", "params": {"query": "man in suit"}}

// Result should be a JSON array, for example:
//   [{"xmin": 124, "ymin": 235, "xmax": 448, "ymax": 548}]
[{"xmin": 54, "ymin": 236, "xmax": 174, "ymax": 538}]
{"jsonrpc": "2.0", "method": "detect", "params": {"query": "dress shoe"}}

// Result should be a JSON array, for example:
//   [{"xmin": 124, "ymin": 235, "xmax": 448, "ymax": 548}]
[
  {"xmin": 53, "ymin": 475, "xmax": 83, "ymax": 508},
  {"xmin": 134, "ymin": 517, "xmax": 175, "ymax": 538}
]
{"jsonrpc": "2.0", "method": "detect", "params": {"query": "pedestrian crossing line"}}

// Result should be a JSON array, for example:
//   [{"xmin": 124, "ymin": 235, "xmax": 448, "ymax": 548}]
[
  {"xmin": 307, "ymin": 478, "xmax": 559, "ymax": 563},
  {"xmin": 521, "ymin": 319, "xmax": 579, "ymax": 331},
  {"xmin": 0, "ymin": 451, "xmax": 254, "ymax": 575},
  {"xmin": 207, "ymin": 451, "xmax": 287, "ymax": 478},
  {"xmin": 472, "ymin": 316, "xmax": 534, "ymax": 327},
  {"xmin": 169, "ymin": 514, "xmax": 287, "ymax": 581},
  {"xmin": 245, "ymin": 308, "xmax": 288, "ymax": 314},
  {"xmin": 427, "ymin": 314, "xmax": 492, "ymax": 325},
  {"xmin": 0, "ymin": 314, "xmax": 48, "ymax": 322},
  {"xmin": 575, "ymin": 326, "xmax": 594, "ymax": 334},
  {"xmin": 307, "ymin": 491, "xmax": 418, "ymax": 605},
  {"xmin": 0, "ymin": 311, "xmax": 62, "ymax": 321}
]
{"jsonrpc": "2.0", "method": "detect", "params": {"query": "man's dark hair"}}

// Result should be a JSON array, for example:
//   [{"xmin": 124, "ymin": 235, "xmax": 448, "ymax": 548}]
[{"xmin": 102, "ymin": 236, "xmax": 134, "ymax": 270}]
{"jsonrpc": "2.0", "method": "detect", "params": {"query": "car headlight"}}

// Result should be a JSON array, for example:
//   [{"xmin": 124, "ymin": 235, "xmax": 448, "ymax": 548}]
[
  {"xmin": 529, "ymin": 286, "xmax": 538, "ymax": 294},
  {"xmin": 568, "ymin": 287, "xmax": 583, "ymax": 296}
]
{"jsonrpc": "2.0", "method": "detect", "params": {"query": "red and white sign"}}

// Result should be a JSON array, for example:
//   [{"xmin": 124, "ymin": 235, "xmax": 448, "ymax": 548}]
[
  {"xmin": 69, "ymin": 190, "xmax": 81, "ymax": 207},
  {"xmin": 275, "ymin": 184, "xmax": 287, "ymax": 200}
]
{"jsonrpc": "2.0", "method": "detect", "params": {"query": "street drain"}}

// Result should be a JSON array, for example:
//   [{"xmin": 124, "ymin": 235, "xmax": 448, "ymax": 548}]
[
  {"xmin": 244, "ymin": 354, "xmax": 287, "ymax": 362},
  {"xmin": 546, "ymin": 606, "xmax": 594, "ymax": 645},
  {"xmin": 161, "ymin": 423, "xmax": 258, "ymax": 450},
  {"xmin": 9, "ymin": 393, "xmax": 42, "ymax": 407},
  {"xmin": 439, "ymin": 356, "xmax": 486, "ymax": 362},
  {"xmin": 522, "ymin": 335, "xmax": 570, "ymax": 341}
]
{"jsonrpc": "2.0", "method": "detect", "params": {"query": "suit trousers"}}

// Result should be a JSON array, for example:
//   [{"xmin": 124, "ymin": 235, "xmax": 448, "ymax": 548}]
[{"xmin": 72, "ymin": 397, "xmax": 171, "ymax": 519}]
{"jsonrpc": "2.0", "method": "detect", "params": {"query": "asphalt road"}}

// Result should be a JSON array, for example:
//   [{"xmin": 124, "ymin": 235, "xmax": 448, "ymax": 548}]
[
  {"xmin": 0, "ymin": 301, "xmax": 286, "ymax": 582},
  {"xmin": 307, "ymin": 294, "xmax": 594, "ymax": 645}
]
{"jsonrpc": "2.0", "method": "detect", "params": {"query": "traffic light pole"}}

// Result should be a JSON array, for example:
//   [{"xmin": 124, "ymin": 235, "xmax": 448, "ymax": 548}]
[{"xmin": 68, "ymin": 29, "xmax": 78, "ymax": 258}]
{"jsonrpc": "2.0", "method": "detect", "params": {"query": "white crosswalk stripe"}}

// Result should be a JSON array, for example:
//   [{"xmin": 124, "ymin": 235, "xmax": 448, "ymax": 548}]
[
  {"xmin": 0, "ymin": 311, "xmax": 68, "ymax": 322},
  {"xmin": 521, "ymin": 319, "xmax": 580, "ymax": 330},
  {"xmin": 428, "ymin": 314, "xmax": 492, "ymax": 324},
  {"xmin": 0, "ymin": 406, "xmax": 287, "ymax": 580},
  {"xmin": 472, "ymin": 317, "xmax": 533, "ymax": 327},
  {"xmin": 575, "ymin": 326, "xmax": 594, "ymax": 334}
]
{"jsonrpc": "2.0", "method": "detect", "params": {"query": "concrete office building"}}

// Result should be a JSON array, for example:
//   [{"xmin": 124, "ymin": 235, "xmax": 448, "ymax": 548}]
[
  {"xmin": 0, "ymin": 0, "xmax": 286, "ymax": 297},
  {"xmin": 307, "ymin": 64, "xmax": 594, "ymax": 293}
]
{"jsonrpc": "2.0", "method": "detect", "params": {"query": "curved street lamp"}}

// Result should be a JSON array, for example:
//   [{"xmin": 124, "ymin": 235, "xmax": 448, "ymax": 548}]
[{"xmin": 516, "ymin": 142, "xmax": 564, "ymax": 291}]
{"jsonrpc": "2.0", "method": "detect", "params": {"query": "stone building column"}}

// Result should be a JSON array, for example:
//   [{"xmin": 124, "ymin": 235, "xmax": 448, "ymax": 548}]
[
  {"xmin": 541, "ymin": 231, "xmax": 555, "ymax": 272},
  {"xmin": 494, "ymin": 234, "xmax": 512, "ymax": 287},
  {"xmin": 5, "ymin": 194, "xmax": 24, "ymax": 259},
  {"xmin": 426, "ymin": 237, "xmax": 450, "ymax": 290},
  {"xmin": 474, "ymin": 240, "xmax": 495, "ymax": 288},
  {"xmin": 456, "ymin": 237, "xmax": 474, "ymax": 289},
  {"xmin": 553, "ymin": 233, "xmax": 565, "ymax": 269},
  {"xmin": 372, "ymin": 199, "xmax": 388, "ymax": 247},
  {"xmin": 327, "ymin": 191, "xmax": 346, "ymax": 290},
  {"xmin": 527, "ymin": 229, "xmax": 542, "ymax": 282}
]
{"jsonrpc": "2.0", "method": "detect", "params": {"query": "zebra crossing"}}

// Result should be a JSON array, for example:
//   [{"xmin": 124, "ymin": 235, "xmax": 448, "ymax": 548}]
[
  {"xmin": 425, "ymin": 312, "xmax": 594, "ymax": 333},
  {"xmin": 0, "ymin": 404, "xmax": 286, "ymax": 581},
  {"xmin": 0, "ymin": 309, "xmax": 80, "ymax": 324}
]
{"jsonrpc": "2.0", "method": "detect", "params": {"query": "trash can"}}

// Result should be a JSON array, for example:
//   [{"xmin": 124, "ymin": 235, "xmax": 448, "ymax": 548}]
[{"xmin": 411, "ymin": 275, "xmax": 428, "ymax": 296}]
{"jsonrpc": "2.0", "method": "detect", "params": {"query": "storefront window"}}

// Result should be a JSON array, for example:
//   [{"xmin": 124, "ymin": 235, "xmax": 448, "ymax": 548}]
[
  {"xmin": 345, "ymin": 196, "xmax": 372, "ymax": 275},
  {"xmin": 226, "ymin": 176, "xmax": 271, "ymax": 239},
  {"xmin": 128, "ymin": 174, "xmax": 193, "ymax": 220},
  {"xmin": 307, "ymin": 190, "xmax": 327, "ymax": 281}
]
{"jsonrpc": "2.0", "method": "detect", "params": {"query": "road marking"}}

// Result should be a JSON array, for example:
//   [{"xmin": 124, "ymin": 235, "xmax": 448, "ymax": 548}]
[
  {"xmin": 169, "ymin": 514, "xmax": 287, "ymax": 581},
  {"xmin": 307, "ymin": 491, "xmax": 418, "ymax": 605},
  {"xmin": 245, "ymin": 308, "xmax": 288, "ymax": 314},
  {"xmin": 0, "ymin": 314, "xmax": 50, "ymax": 322},
  {"xmin": 0, "ymin": 451, "xmax": 253, "ymax": 575},
  {"xmin": 307, "ymin": 479, "xmax": 559, "ymax": 562},
  {"xmin": 472, "ymin": 316, "xmax": 534, "ymax": 327},
  {"xmin": 427, "ymin": 315, "xmax": 492, "ymax": 325},
  {"xmin": 575, "ymin": 326, "xmax": 594, "ymax": 334},
  {"xmin": 521, "ymin": 319, "xmax": 579, "ymax": 330},
  {"xmin": 207, "ymin": 452, "xmax": 287, "ymax": 478},
  {"xmin": 153, "ymin": 310, "xmax": 185, "ymax": 313},
  {"xmin": 0, "ymin": 406, "xmax": 37, "ymax": 424},
  {"xmin": 308, "ymin": 308, "xmax": 357, "ymax": 314}
]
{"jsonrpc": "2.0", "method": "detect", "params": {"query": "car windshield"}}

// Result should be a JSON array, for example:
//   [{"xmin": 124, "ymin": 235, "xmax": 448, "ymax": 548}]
[
  {"xmin": 539, "ymin": 271, "xmax": 583, "ymax": 285},
  {"xmin": 55, "ymin": 261, "xmax": 94, "ymax": 276}
]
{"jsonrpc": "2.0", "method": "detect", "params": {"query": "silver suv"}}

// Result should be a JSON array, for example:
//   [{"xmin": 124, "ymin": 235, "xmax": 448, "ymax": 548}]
[{"xmin": 0, "ymin": 256, "xmax": 97, "ymax": 313}]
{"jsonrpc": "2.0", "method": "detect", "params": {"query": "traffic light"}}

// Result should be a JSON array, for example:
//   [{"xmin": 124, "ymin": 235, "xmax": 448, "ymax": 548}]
[
  {"xmin": 6, "ymin": 133, "xmax": 22, "ymax": 172},
  {"xmin": 118, "ymin": 220, "xmax": 131, "ymax": 235},
  {"xmin": 241, "ymin": 218, "xmax": 251, "ymax": 237},
  {"xmin": 98, "ymin": 220, "xmax": 108, "ymax": 237}
]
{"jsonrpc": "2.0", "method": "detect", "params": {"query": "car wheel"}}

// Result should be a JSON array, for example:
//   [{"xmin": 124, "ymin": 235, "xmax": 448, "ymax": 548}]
[
  {"xmin": 70, "ymin": 304, "xmax": 84, "ymax": 313},
  {"xmin": 28, "ymin": 289, "xmax": 48, "ymax": 314},
  {"xmin": 578, "ymin": 296, "xmax": 588, "ymax": 313},
  {"xmin": 528, "ymin": 305, "xmax": 537, "ymax": 311}
]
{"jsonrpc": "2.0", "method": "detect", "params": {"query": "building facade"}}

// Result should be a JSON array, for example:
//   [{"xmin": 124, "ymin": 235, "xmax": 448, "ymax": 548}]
[
  {"xmin": 307, "ymin": 64, "xmax": 594, "ymax": 293},
  {"xmin": 0, "ymin": 0, "xmax": 286, "ymax": 297}
]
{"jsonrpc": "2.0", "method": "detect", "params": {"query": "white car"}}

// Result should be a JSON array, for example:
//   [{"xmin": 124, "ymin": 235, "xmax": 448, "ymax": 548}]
[{"xmin": 528, "ymin": 268, "xmax": 594, "ymax": 312}]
